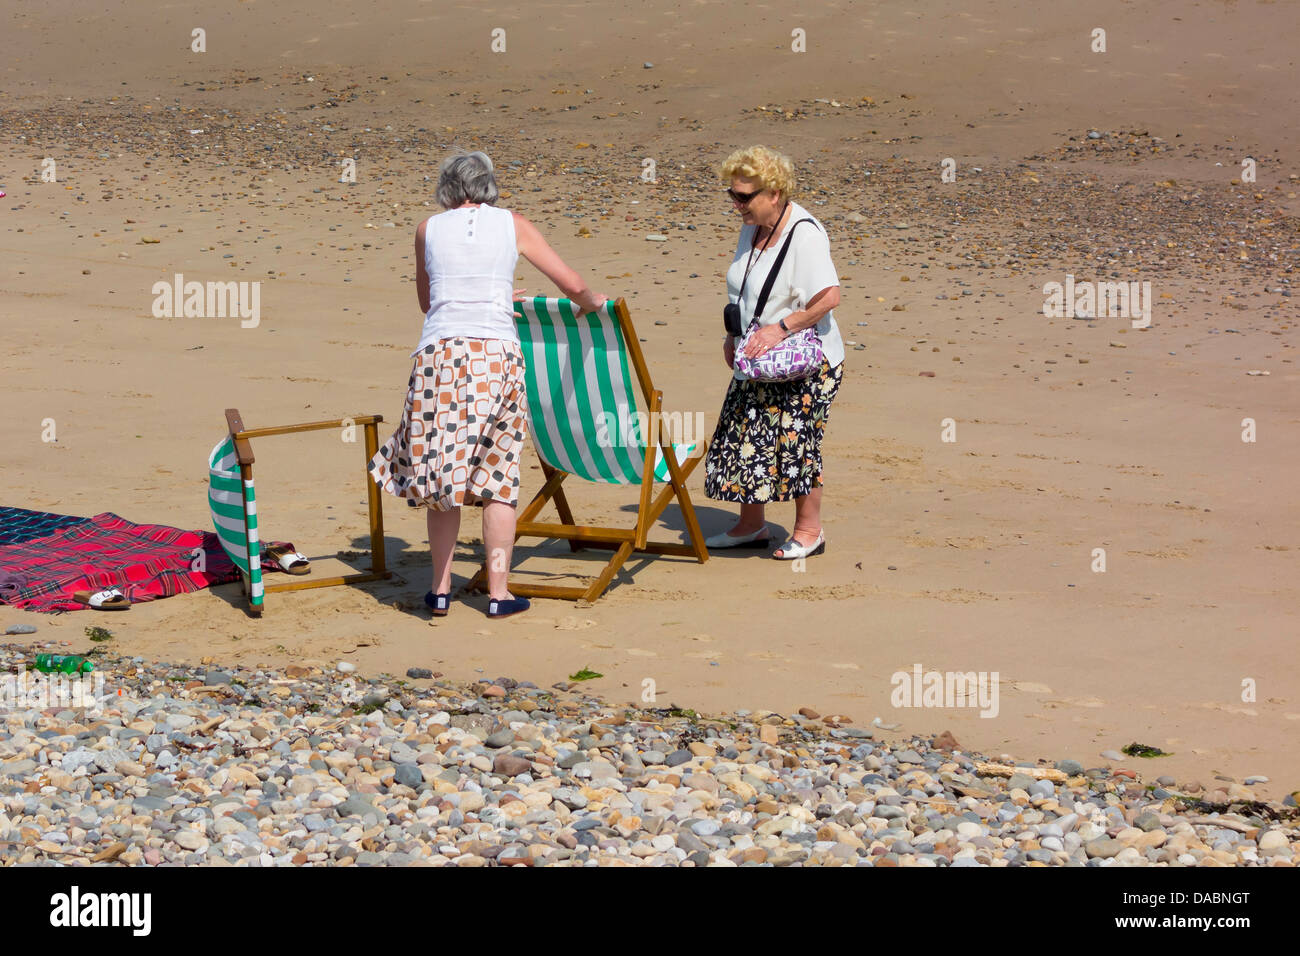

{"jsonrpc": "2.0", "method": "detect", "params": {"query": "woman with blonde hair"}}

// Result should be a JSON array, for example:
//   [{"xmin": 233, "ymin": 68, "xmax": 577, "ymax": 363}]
[
  {"xmin": 370, "ymin": 150, "xmax": 605, "ymax": 617},
  {"xmin": 704, "ymin": 145, "xmax": 845, "ymax": 560}
]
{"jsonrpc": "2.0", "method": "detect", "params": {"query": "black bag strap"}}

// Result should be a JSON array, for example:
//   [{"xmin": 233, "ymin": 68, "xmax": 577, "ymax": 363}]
[{"xmin": 750, "ymin": 218, "xmax": 818, "ymax": 329}]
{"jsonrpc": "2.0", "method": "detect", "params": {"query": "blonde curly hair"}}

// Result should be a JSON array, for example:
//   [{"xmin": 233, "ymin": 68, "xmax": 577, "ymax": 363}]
[{"xmin": 720, "ymin": 145, "xmax": 796, "ymax": 199}]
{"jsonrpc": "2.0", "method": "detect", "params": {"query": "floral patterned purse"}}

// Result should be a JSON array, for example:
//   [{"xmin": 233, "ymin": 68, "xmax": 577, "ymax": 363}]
[{"xmin": 732, "ymin": 219, "xmax": 824, "ymax": 383}]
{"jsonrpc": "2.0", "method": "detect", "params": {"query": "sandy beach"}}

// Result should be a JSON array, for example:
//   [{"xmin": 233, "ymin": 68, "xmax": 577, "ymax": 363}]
[{"xmin": 3, "ymin": 0, "xmax": 1298, "ymax": 809}]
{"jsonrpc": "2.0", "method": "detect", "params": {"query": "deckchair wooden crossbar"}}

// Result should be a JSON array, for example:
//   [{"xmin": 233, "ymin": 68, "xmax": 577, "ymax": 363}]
[
  {"xmin": 465, "ymin": 297, "xmax": 709, "ymax": 602},
  {"xmin": 216, "ymin": 407, "xmax": 392, "ymax": 616}
]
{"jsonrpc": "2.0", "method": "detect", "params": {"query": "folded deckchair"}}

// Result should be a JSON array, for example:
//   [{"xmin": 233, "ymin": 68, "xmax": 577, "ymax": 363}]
[
  {"xmin": 209, "ymin": 409, "xmax": 391, "ymax": 616},
  {"xmin": 466, "ymin": 297, "xmax": 708, "ymax": 602},
  {"xmin": 208, "ymin": 434, "xmax": 266, "ymax": 612}
]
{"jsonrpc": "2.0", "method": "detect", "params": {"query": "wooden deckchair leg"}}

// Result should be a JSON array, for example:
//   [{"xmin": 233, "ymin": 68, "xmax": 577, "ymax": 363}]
[
  {"xmin": 633, "ymin": 390, "xmax": 660, "ymax": 551},
  {"xmin": 655, "ymin": 415, "xmax": 710, "ymax": 564},
  {"xmin": 363, "ymin": 421, "xmax": 387, "ymax": 576},
  {"xmin": 583, "ymin": 540, "xmax": 635, "ymax": 602},
  {"xmin": 465, "ymin": 559, "xmax": 489, "ymax": 594},
  {"xmin": 542, "ymin": 462, "xmax": 582, "ymax": 553}
]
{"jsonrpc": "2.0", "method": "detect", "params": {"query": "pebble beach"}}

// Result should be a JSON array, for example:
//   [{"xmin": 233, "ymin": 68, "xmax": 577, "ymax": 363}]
[{"xmin": 2, "ymin": 644, "xmax": 1295, "ymax": 868}]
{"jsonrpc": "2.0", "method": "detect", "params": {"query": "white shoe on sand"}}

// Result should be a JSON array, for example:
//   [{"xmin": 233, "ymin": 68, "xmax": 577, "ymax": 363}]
[
  {"xmin": 705, "ymin": 526, "xmax": 771, "ymax": 549},
  {"xmin": 772, "ymin": 530, "xmax": 825, "ymax": 560}
]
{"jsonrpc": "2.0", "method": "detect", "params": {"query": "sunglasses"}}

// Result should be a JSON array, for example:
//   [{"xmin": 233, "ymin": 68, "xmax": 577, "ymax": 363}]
[{"xmin": 727, "ymin": 187, "xmax": 764, "ymax": 205}]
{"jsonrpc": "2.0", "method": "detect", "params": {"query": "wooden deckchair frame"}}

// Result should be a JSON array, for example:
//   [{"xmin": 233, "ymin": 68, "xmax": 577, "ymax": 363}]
[
  {"xmin": 466, "ymin": 298, "xmax": 709, "ymax": 602},
  {"xmin": 223, "ymin": 408, "xmax": 391, "ymax": 616}
]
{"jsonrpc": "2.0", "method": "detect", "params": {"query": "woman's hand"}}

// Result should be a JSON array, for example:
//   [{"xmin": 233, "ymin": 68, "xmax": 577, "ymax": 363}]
[
  {"xmin": 723, "ymin": 335, "xmax": 736, "ymax": 368},
  {"xmin": 743, "ymin": 323, "xmax": 787, "ymax": 358},
  {"xmin": 574, "ymin": 292, "xmax": 607, "ymax": 315}
]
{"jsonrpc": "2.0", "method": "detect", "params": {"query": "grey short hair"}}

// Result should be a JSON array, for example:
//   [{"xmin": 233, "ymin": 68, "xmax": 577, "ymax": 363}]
[{"xmin": 437, "ymin": 150, "xmax": 499, "ymax": 207}]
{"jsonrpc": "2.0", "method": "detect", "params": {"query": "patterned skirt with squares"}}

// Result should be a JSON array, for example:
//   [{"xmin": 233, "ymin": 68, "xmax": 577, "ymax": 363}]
[{"xmin": 370, "ymin": 337, "xmax": 529, "ymax": 511}]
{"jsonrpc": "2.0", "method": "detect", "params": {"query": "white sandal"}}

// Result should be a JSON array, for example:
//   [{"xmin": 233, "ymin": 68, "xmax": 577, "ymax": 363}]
[
  {"xmin": 73, "ymin": 586, "xmax": 130, "ymax": 610},
  {"xmin": 265, "ymin": 545, "xmax": 311, "ymax": 576},
  {"xmin": 772, "ymin": 530, "xmax": 825, "ymax": 560}
]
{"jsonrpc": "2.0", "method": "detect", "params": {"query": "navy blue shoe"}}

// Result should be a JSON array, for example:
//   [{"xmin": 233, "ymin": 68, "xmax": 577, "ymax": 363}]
[
  {"xmin": 487, "ymin": 596, "xmax": 530, "ymax": 619},
  {"xmin": 424, "ymin": 591, "xmax": 450, "ymax": 617}
]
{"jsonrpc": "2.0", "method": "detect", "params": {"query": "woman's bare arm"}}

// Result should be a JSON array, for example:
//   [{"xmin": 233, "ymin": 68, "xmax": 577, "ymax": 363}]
[
  {"xmin": 415, "ymin": 219, "xmax": 431, "ymax": 315},
  {"xmin": 782, "ymin": 285, "xmax": 840, "ymax": 333}
]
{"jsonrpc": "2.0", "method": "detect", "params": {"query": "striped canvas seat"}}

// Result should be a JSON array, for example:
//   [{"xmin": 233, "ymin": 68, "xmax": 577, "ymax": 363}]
[
  {"xmin": 515, "ymin": 297, "xmax": 694, "ymax": 484},
  {"xmin": 208, "ymin": 435, "xmax": 263, "ymax": 610},
  {"xmin": 467, "ymin": 297, "xmax": 709, "ymax": 602}
]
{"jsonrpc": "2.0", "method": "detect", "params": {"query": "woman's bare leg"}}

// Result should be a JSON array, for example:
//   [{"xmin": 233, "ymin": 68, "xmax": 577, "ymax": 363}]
[
  {"xmin": 774, "ymin": 485, "xmax": 824, "ymax": 556},
  {"xmin": 426, "ymin": 507, "xmax": 461, "ymax": 593},
  {"xmin": 726, "ymin": 501, "xmax": 767, "ymax": 537},
  {"xmin": 482, "ymin": 500, "xmax": 517, "ymax": 601}
]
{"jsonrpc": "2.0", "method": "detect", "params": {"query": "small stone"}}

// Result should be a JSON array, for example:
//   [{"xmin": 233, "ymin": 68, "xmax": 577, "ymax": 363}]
[
  {"xmin": 665, "ymin": 749, "xmax": 692, "ymax": 767},
  {"xmin": 5, "ymin": 625, "xmax": 37, "ymax": 635},
  {"xmin": 493, "ymin": 753, "xmax": 532, "ymax": 777},
  {"xmin": 1134, "ymin": 811, "xmax": 1162, "ymax": 832},
  {"xmin": 1007, "ymin": 772, "xmax": 1036, "ymax": 792},
  {"xmin": 1100, "ymin": 750, "xmax": 1124, "ymax": 762},
  {"xmin": 1257, "ymin": 830, "xmax": 1290, "ymax": 852},
  {"xmin": 1055, "ymin": 759, "xmax": 1085, "ymax": 776},
  {"xmin": 1085, "ymin": 838, "xmax": 1124, "ymax": 859},
  {"xmin": 406, "ymin": 667, "xmax": 433, "ymax": 679},
  {"xmin": 336, "ymin": 661, "xmax": 356, "ymax": 674},
  {"xmin": 394, "ymin": 764, "xmax": 423, "ymax": 788},
  {"xmin": 173, "ymin": 830, "xmax": 206, "ymax": 851},
  {"xmin": 336, "ymin": 796, "xmax": 379, "ymax": 820},
  {"xmin": 932, "ymin": 730, "xmax": 960, "ymax": 751}
]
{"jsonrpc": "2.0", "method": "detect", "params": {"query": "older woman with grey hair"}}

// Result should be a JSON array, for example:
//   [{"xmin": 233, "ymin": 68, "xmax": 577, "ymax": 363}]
[{"xmin": 370, "ymin": 150, "xmax": 606, "ymax": 618}]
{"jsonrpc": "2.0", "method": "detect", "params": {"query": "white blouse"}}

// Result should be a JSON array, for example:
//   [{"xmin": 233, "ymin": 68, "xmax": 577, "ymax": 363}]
[{"xmin": 726, "ymin": 201, "xmax": 844, "ymax": 378}]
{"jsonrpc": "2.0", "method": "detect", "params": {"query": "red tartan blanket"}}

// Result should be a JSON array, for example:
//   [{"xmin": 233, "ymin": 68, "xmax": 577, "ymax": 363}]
[{"xmin": 0, "ymin": 512, "xmax": 288, "ymax": 613}]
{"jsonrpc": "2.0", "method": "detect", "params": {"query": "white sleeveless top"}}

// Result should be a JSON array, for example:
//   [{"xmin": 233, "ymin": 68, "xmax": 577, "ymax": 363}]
[{"xmin": 415, "ymin": 204, "xmax": 519, "ymax": 353}]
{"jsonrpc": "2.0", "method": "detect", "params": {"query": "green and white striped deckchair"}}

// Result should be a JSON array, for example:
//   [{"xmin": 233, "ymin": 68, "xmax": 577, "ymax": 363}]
[
  {"xmin": 467, "ymin": 297, "xmax": 709, "ymax": 602},
  {"xmin": 208, "ymin": 434, "xmax": 264, "ymax": 612},
  {"xmin": 515, "ymin": 297, "xmax": 695, "ymax": 485},
  {"xmin": 207, "ymin": 407, "xmax": 392, "ymax": 616}
]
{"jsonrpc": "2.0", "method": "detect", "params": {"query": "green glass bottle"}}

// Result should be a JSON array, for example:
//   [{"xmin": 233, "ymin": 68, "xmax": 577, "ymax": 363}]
[{"xmin": 32, "ymin": 654, "xmax": 94, "ymax": 674}]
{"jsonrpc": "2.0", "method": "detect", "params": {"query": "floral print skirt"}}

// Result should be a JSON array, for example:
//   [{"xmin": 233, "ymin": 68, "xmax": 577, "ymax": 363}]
[{"xmin": 703, "ymin": 359, "xmax": 843, "ymax": 503}]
